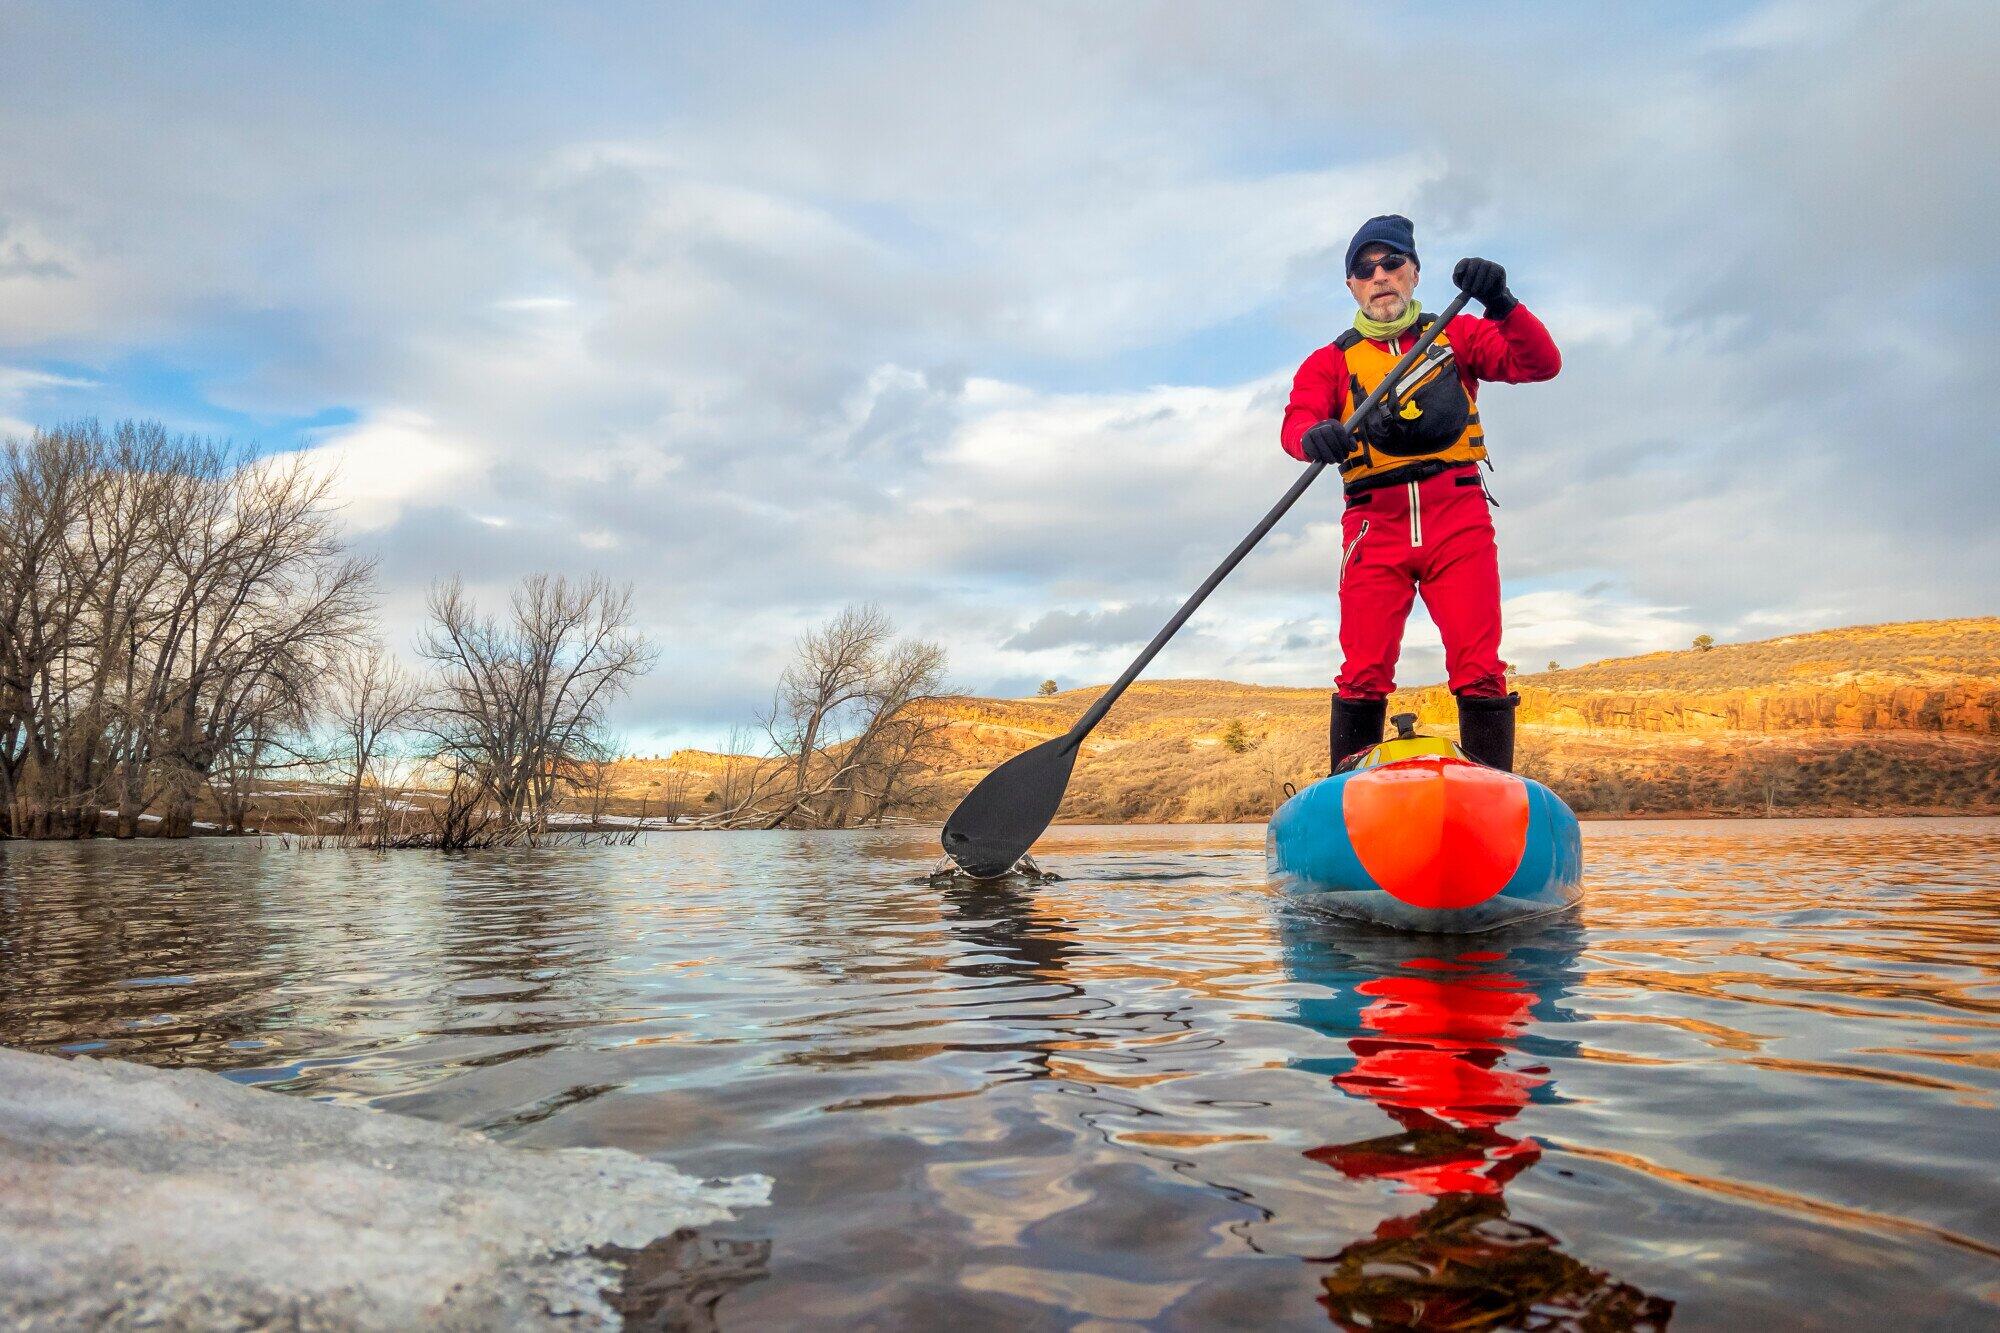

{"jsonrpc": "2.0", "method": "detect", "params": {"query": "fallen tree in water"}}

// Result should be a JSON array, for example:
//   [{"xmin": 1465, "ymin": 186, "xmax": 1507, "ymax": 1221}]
[{"xmin": 699, "ymin": 604, "xmax": 950, "ymax": 830}]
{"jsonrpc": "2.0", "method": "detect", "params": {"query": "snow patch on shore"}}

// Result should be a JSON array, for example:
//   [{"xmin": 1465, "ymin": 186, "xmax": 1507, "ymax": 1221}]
[{"xmin": 0, "ymin": 1048, "xmax": 769, "ymax": 1330}]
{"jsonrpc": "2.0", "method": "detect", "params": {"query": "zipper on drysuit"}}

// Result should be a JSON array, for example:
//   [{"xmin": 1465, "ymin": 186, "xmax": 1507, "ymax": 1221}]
[
  {"xmin": 1377, "ymin": 326, "xmax": 1432, "ymax": 550},
  {"xmin": 1368, "ymin": 326, "xmax": 1431, "ymax": 549},
  {"xmin": 1340, "ymin": 520, "xmax": 1370, "ymax": 589}
]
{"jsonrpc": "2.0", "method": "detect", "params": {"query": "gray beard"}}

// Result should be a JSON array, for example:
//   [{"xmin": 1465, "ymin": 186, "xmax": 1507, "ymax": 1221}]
[{"xmin": 1361, "ymin": 294, "xmax": 1409, "ymax": 322}]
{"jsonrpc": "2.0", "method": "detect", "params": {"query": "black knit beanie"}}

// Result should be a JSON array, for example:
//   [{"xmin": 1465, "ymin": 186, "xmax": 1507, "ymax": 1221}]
[{"xmin": 1345, "ymin": 214, "xmax": 1418, "ymax": 275}]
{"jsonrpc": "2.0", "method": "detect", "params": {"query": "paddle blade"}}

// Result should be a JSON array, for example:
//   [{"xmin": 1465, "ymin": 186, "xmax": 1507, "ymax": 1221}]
[{"xmin": 941, "ymin": 735, "xmax": 1078, "ymax": 877}]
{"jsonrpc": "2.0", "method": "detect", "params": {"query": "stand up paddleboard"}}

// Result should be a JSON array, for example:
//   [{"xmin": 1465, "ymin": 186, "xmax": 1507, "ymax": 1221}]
[{"xmin": 1268, "ymin": 714, "xmax": 1581, "ymax": 933}]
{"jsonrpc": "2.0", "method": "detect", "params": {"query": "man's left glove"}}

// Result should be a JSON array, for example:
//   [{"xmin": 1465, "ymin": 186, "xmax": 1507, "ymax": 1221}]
[
  {"xmin": 1300, "ymin": 417, "xmax": 1356, "ymax": 466},
  {"xmin": 1452, "ymin": 257, "xmax": 1517, "ymax": 319}
]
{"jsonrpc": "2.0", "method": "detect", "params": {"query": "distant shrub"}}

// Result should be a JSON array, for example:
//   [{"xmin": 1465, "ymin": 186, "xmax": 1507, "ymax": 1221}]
[
  {"xmin": 1037, "ymin": 679, "xmax": 1058, "ymax": 696},
  {"xmin": 1221, "ymin": 720, "xmax": 1249, "ymax": 753},
  {"xmin": 1693, "ymin": 634, "xmax": 1715, "ymax": 651}
]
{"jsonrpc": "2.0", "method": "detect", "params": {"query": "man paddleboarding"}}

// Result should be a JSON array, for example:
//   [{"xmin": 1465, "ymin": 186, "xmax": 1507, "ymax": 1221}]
[{"xmin": 1282, "ymin": 214, "xmax": 1561, "ymax": 773}]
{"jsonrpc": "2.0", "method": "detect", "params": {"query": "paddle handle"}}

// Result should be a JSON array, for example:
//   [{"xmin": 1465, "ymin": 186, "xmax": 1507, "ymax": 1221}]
[{"xmin": 1064, "ymin": 291, "xmax": 1473, "ymax": 747}]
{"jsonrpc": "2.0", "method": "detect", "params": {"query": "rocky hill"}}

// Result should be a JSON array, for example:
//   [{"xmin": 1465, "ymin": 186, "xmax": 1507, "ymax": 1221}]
[
  {"xmin": 1510, "ymin": 618, "xmax": 2000, "ymax": 734},
  {"xmin": 612, "ymin": 618, "xmax": 2000, "ymax": 822},
  {"xmin": 911, "ymin": 618, "xmax": 2000, "ymax": 820}
]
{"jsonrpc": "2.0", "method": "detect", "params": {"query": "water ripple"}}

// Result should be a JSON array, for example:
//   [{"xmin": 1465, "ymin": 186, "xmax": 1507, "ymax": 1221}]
[{"xmin": 3, "ymin": 819, "xmax": 1997, "ymax": 1328}]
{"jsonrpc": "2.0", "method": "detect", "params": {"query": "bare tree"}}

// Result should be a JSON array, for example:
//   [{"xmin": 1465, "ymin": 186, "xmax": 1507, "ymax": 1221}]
[
  {"xmin": 712, "ymin": 723, "xmax": 752, "ymax": 819},
  {"xmin": 578, "ymin": 744, "xmax": 618, "ymax": 827},
  {"xmin": 207, "ymin": 679, "xmax": 305, "ymax": 835},
  {"xmin": 1, "ymin": 419, "xmax": 679, "ymax": 847},
  {"xmin": 326, "ymin": 641, "xmax": 421, "ymax": 834},
  {"xmin": 84, "ymin": 425, "xmax": 195, "ymax": 837},
  {"xmin": 143, "ymin": 450, "xmax": 375, "ymax": 837},
  {"xmin": 772, "ymin": 604, "xmax": 892, "ymax": 814},
  {"xmin": 831, "ymin": 636, "xmax": 948, "ymax": 825},
  {"xmin": 0, "ymin": 427, "xmax": 98, "ymax": 836},
  {"xmin": 416, "ymin": 573, "xmax": 654, "ymax": 842},
  {"xmin": 655, "ymin": 761, "xmax": 694, "ymax": 824},
  {"xmin": 1, "ymin": 421, "xmax": 372, "ymax": 839},
  {"xmin": 726, "ymin": 605, "xmax": 947, "ymax": 829}
]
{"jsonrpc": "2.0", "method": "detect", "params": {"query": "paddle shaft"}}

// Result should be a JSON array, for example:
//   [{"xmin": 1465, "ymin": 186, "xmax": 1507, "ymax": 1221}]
[{"xmin": 1064, "ymin": 291, "xmax": 1473, "ymax": 748}]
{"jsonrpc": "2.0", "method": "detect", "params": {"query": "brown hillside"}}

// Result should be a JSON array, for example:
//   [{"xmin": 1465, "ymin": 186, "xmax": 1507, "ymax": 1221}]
[
  {"xmin": 901, "ymin": 618, "xmax": 2000, "ymax": 821},
  {"xmin": 599, "ymin": 618, "xmax": 2000, "ymax": 822},
  {"xmin": 1509, "ymin": 617, "xmax": 2000, "ymax": 734}
]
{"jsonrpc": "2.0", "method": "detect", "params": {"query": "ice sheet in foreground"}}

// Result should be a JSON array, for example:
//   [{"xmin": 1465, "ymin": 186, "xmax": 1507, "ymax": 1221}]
[{"xmin": 0, "ymin": 1048, "xmax": 770, "ymax": 1331}]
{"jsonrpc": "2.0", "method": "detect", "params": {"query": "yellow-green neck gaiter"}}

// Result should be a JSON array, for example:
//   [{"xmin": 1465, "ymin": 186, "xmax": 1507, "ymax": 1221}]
[{"xmin": 1354, "ymin": 299, "xmax": 1421, "ymax": 344}]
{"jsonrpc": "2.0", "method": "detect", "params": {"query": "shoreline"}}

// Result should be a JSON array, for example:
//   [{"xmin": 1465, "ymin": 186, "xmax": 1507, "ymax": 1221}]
[{"xmin": 5, "ymin": 807, "xmax": 1995, "ymax": 849}]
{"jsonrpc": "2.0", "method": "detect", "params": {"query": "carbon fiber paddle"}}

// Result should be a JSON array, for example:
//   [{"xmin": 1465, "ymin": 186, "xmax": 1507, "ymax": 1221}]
[{"xmin": 941, "ymin": 290, "xmax": 1473, "ymax": 877}]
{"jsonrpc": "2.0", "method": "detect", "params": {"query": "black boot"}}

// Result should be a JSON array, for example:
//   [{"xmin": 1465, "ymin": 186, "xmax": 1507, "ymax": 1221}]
[
  {"xmin": 1329, "ymin": 695, "xmax": 1387, "ymax": 773},
  {"xmin": 1456, "ymin": 692, "xmax": 1520, "ymax": 772}
]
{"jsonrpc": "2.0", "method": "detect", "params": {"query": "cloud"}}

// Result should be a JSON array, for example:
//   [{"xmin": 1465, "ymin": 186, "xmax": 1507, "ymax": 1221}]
[
  {"xmin": 491, "ymin": 296, "xmax": 575, "ymax": 313},
  {"xmin": 286, "ymin": 412, "xmax": 486, "ymax": 533},
  {"xmin": 2, "ymin": 2, "xmax": 1994, "ymax": 749},
  {"xmin": 0, "ymin": 364, "xmax": 97, "ymax": 437},
  {"xmin": 1003, "ymin": 602, "xmax": 1181, "ymax": 651},
  {"xmin": 1495, "ymin": 590, "xmax": 1698, "ymax": 667},
  {"xmin": 0, "ymin": 367, "xmax": 94, "ymax": 393}
]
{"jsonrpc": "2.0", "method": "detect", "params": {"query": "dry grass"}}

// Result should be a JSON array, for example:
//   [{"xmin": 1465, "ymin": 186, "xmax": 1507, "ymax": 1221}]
[
  {"xmin": 1528, "ymin": 617, "xmax": 2000, "ymax": 691},
  {"xmin": 880, "ymin": 617, "xmax": 2000, "ymax": 821},
  {"xmin": 223, "ymin": 618, "xmax": 1993, "ymax": 832}
]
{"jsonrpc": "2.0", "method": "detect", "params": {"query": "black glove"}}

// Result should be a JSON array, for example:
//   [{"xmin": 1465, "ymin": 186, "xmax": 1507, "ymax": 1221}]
[
  {"xmin": 1300, "ymin": 417, "xmax": 1356, "ymax": 465},
  {"xmin": 1452, "ymin": 256, "xmax": 1517, "ymax": 319}
]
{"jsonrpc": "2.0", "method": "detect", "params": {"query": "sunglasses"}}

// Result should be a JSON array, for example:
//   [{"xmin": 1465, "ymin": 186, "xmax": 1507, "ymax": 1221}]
[{"xmin": 1350, "ymin": 252, "xmax": 1412, "ymax": 280}]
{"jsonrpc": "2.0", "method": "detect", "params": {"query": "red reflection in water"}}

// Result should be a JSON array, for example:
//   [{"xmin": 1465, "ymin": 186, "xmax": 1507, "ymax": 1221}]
[
  {"xmin": 1306, "ymin": 953, "xmax": 1672, "ymax": 1330},
  {"xmin": 1310, "ymin": 969, "xmax": 1545, "ymax": 1197}
]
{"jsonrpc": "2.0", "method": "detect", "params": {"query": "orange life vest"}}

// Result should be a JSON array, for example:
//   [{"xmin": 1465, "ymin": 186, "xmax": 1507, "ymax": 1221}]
[{"xmin": 1335, "ymin": 314, "xmax": 1486, "ymax": 489}]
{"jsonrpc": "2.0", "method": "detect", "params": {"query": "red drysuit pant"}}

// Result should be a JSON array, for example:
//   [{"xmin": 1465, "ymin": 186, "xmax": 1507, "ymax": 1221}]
[{"xmin": 1336, "ymin": 466, "xmax": 1508, "ymax": 700}]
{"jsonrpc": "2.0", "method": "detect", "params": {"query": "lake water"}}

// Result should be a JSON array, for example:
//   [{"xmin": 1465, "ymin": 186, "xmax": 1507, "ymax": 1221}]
[{"xmin": 4, "ymin": 819, "xmax": 1997, "ymax": 1330}]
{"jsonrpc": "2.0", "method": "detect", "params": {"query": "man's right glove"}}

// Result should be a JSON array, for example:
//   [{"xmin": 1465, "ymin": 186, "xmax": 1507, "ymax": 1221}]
[{"xmin": 1300, "ymin": 417, "xmax": 1356, "ymax": 465}]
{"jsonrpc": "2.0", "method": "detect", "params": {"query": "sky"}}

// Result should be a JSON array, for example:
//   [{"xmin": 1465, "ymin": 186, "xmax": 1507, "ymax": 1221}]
[{"xmin": 2, "ymin": 1, "xmax": 1994, "ymax": 753}]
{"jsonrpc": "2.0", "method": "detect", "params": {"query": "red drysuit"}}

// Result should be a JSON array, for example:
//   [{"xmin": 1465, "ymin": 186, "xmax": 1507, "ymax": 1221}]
[
  {"xmin": 1282, "ymin": 307, "xmax": 1561, "ymax": 701},
  {"xmin": 1338, "ymin": 466, "xmax": 1504, "ymax": 699}
]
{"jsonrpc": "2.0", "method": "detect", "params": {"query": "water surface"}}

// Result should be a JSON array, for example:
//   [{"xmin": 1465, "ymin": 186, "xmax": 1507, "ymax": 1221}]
[{"xmin": 4, "ymin": 820, "xmax": 1996, "ymax": 1329}]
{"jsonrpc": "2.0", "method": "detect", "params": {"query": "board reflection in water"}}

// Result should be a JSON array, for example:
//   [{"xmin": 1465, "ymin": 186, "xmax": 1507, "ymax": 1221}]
[{"xmin": 1281, "ymin": 916, "xmax": 1675, "ymax": 1330}]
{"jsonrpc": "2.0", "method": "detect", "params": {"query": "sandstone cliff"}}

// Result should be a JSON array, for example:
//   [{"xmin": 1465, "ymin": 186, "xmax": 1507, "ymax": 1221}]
[
  {"xmin": 908, "ymin": 617, "xmax": 2000, "ymax": 820},
  {"xmin": 608, "ymin": 618, "xmax": 2000, "ymax": 821}
]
